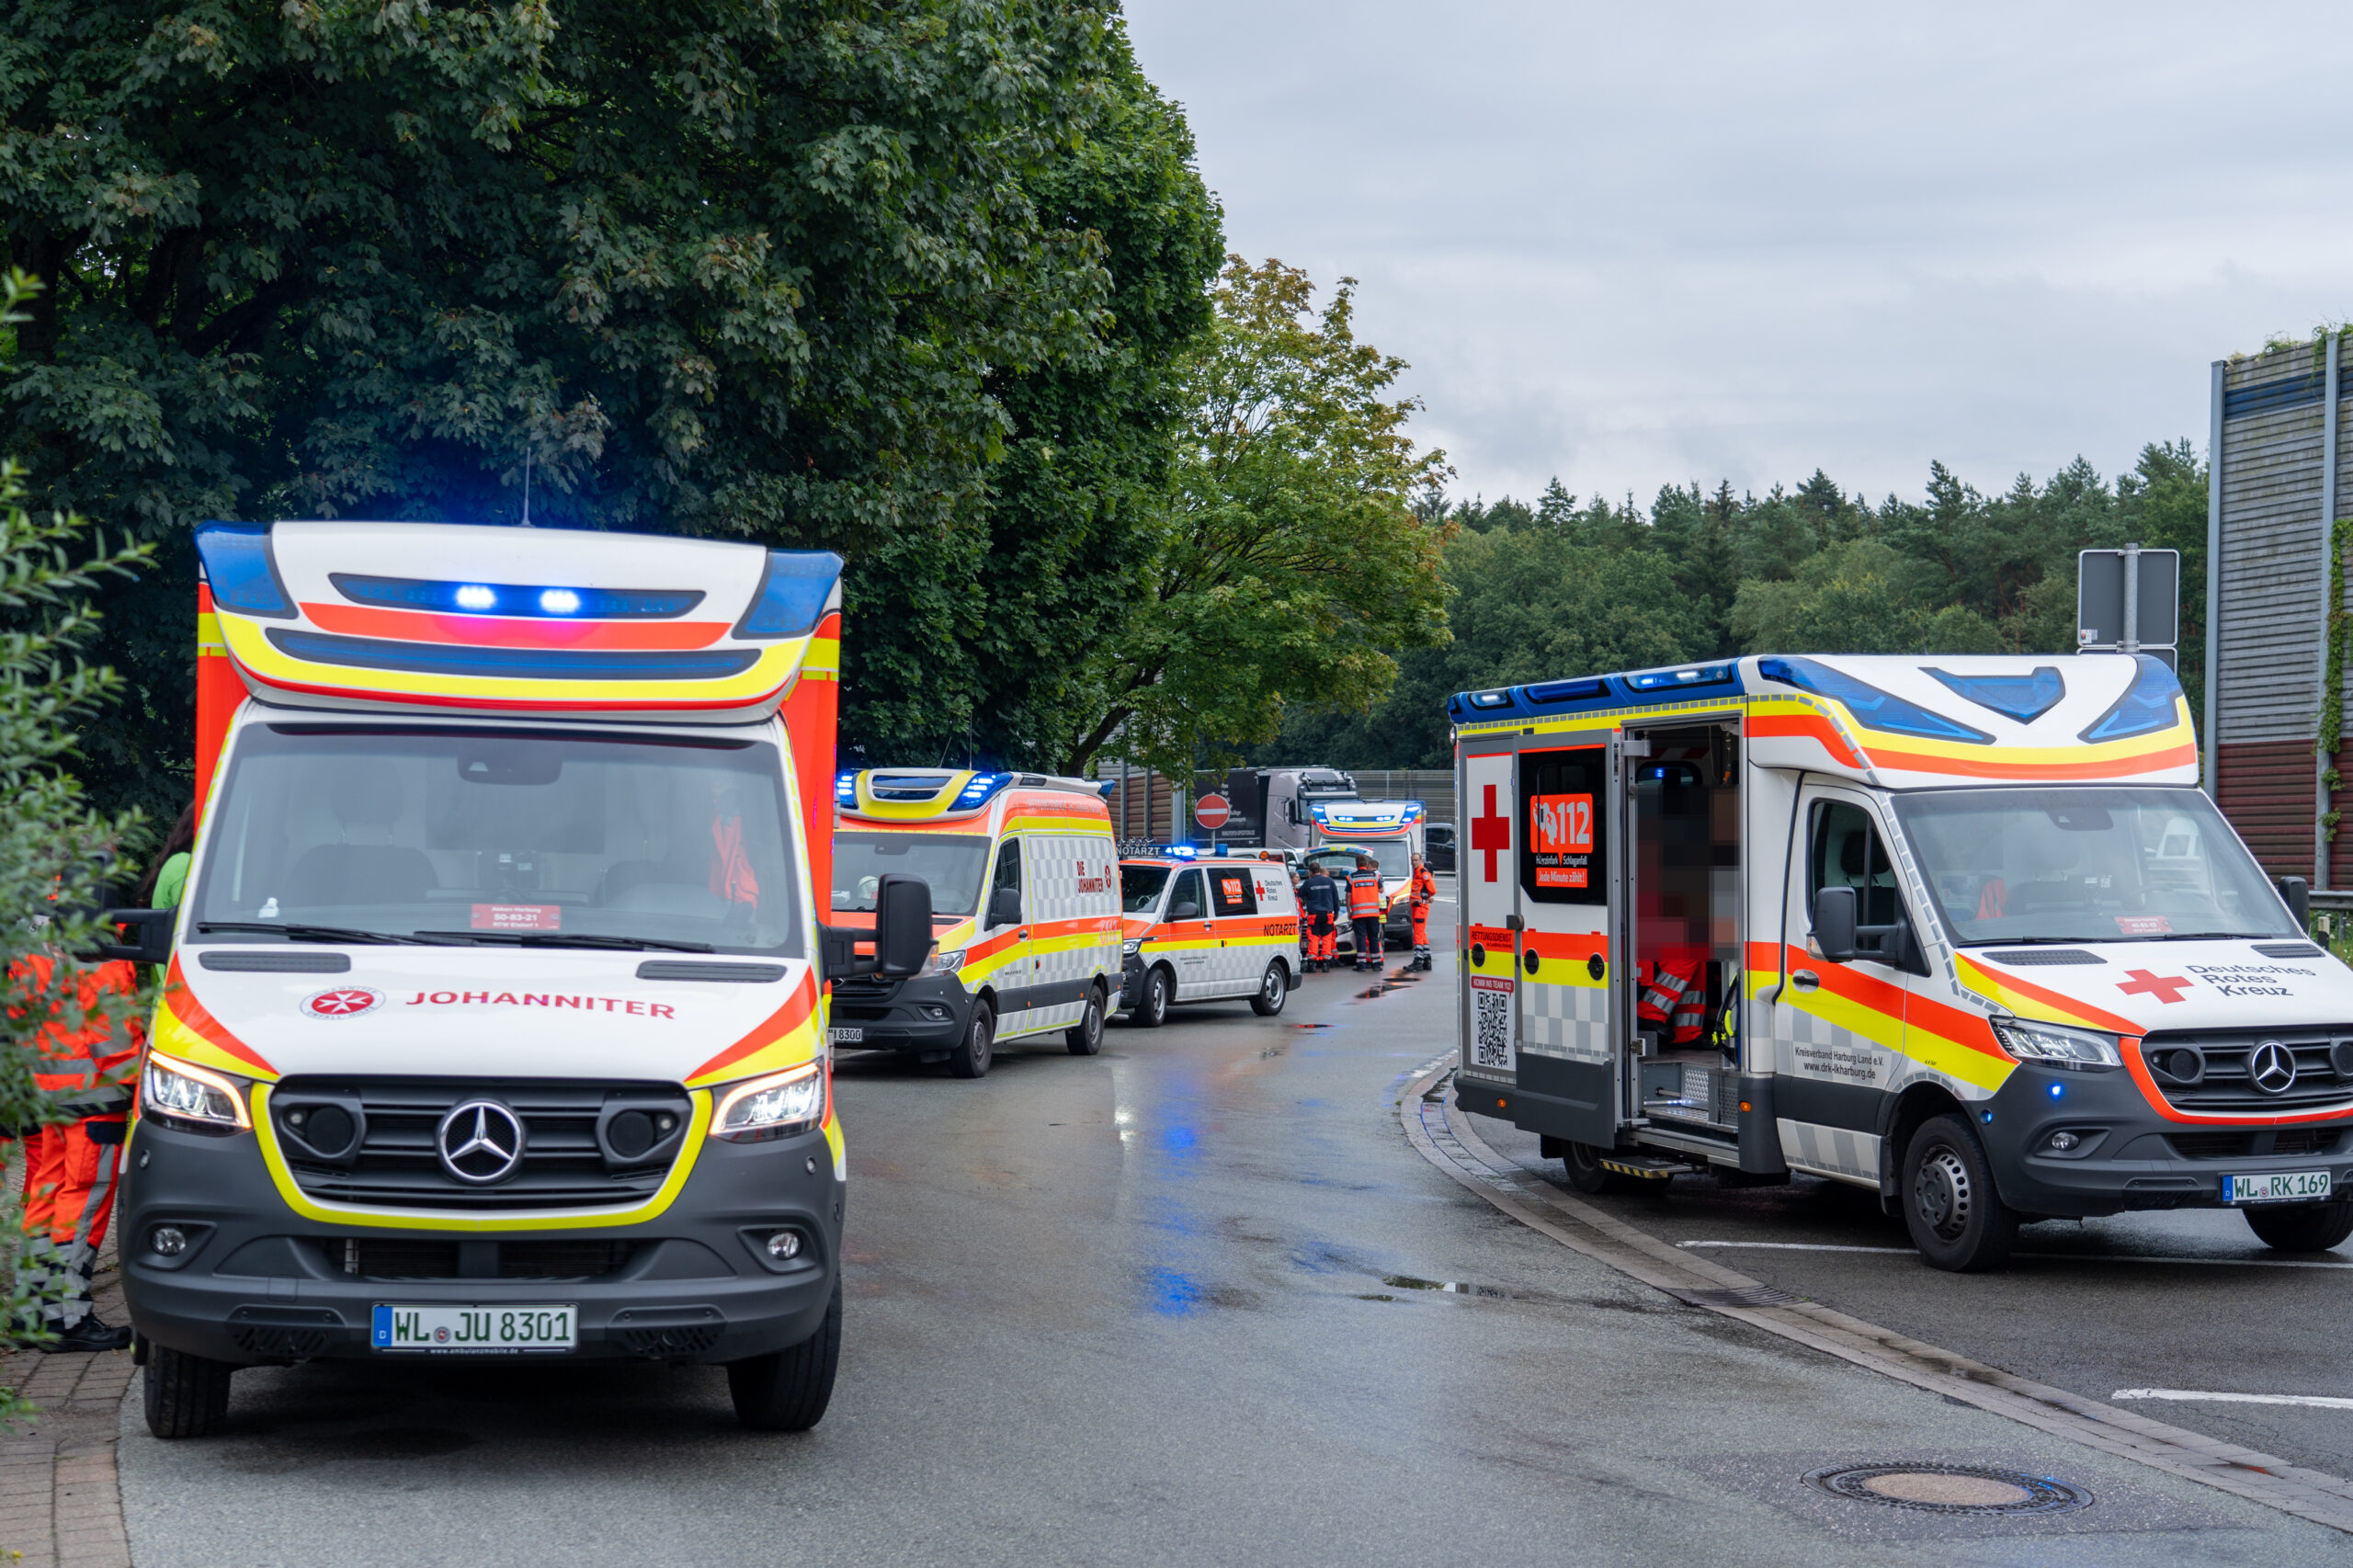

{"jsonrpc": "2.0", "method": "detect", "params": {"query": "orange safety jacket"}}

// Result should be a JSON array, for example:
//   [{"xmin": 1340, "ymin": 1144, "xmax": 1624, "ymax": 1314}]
[
  {"xmin": 1346, "ymin": 869, "xmax": 1383, "ymax": 918},
  {"xmin": 1409, "ymin": 866, "xmax": 1436, "ymax": 908},
  {"xmin": 9, "ymin": 952, "xmax": 142, "ymax": 1119}
]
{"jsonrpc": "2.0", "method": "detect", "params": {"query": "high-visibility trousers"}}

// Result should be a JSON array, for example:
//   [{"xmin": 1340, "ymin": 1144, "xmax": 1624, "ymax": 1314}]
[
  {"xmin": 1307, "ymin": 913, "xmax": 1336, "ymax": 961},
  {"xmin": 1352, "ymin": 916, "xmax": 1383, "ymax": 962},
  {"xmin": 1411, "ymin": 902, "xmax": 1429, "ymax": 954},
  {"xmin": 17, "ymin": 1118, "xmax": 123, "ymax": 1329}
]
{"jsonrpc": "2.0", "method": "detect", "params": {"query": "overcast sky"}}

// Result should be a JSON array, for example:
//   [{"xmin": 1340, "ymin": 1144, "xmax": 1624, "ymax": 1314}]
[{"xmin": 1120, "ymin": 2, "xmax": 2353, "ymax": 512}]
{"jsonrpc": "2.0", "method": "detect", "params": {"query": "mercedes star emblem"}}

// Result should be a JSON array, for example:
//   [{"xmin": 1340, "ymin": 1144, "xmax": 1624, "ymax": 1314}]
[
  {"xmin": 2248, "ymin": 1040, "xmax": 2298, "ymax": 1096},
  {"xmin": 437, "ymin": 1100, "xmax": 526, "ymax": 1184}
]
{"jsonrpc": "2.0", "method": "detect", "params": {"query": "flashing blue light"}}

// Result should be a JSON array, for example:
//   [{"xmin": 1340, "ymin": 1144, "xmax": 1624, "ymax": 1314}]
[
  {"xmin": 950, "ymin": 771, "xmax": 1014, "ymax": 810},
  {"xmin": 734, "ymin": 551, "xmax": 845, "ymax": 640},
  {"xmin": 1626, "ymin": 664, "xmax": 1734, "ymax": 692},
  {"xmin": 2078, "ymin": 655, "xmax": 2186, "ymax": 744},
  {"xmin": 835, "ymin": 772, "xmax": 858, "ymax": 805},
  {"xmin": 331, "ymin": 574, "xmax": 705, "ymax": 619},
  {"xmin": 1166, "ymin": 845, "xmax": 1198, "ymax": 860},
  {"xmin": 1927, "ymin": 665, "xmax": 2065, "ymax": 724},
  {"xmin": 2049, "ymin": 1083, "xmax": 2064, "ymax": 1099},
  {"xmin": 194, "ymin": 522, "xmax": 295, "ymax": 619},
  {"xmin": 1982, "ymin": 1111, "xmax": 1995, "ymax": 1124},
  {"xmin": 1758, "ymin": 656, "xmax": 1994, "ymax": 744}
]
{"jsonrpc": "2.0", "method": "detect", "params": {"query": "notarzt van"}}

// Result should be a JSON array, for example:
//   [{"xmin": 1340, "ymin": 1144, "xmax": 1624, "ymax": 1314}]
[
  {"xmin": 829, "ymin": 770, "xmax": 1121, "ymax": 1078},
  {"xmin": 120, "ymin": 521, "xmax": 934, "ymax": 1438},
  {"xmin": 1116, "ymin": 852, "xmax": 1301, "ymax": 1025},
  {"xmin": 1449, "ymin": 653, "xmax": 2350, "ymax": 1271}
]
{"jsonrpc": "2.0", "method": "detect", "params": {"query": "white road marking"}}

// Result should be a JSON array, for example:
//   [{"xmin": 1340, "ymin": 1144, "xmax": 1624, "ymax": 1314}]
[
  {"xmin": 2115, "ymin": 1390, "xmax": 2353, "ymax": 1411},
  {"xmin": 1677, "ymin": 1240, "xmax": 2353, "ymax": 1270}
]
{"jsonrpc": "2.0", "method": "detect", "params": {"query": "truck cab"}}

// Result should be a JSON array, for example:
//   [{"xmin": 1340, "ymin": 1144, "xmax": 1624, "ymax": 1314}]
[
  {"xmin": 1449, "ymin": 653, "xmax": 2351, "ymax": 1271},
  {"xmin": 120, "ymin": 521, "xmax": 915, "ymax": 1437}
]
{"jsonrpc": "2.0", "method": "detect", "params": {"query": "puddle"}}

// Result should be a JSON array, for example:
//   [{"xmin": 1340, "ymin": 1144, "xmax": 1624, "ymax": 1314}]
[
  {"xmin": 1381, "ymin": 1272, "xmax": 1512, "ymax": 1299},
  {"xmin": 1356, "ymin": 967, "xmax": 1427, "ymax": 999}
]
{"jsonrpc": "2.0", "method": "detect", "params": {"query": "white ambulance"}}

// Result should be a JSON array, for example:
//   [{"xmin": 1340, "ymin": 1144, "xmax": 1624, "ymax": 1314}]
[
  {"xmin": 1305, "ymin": 798, "xmax": 1426, "ymax": 952},
  {"xmin": 1115, "ymin": 849, "xmax": 1302, "ymax": 1024},
  {"xmin": 829, "ymin": 770, "xmax": 1121, "ymax": 1077},
  {"xmin": 118, "ymin": 521, "xmax": 933, "ymax": 1437},
  {"xmin": 1449, "ymin": 653, "xmax": 2353, "ymax": 1271}
]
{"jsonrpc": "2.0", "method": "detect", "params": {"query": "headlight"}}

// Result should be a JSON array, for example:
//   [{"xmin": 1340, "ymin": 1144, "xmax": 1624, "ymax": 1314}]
[
  {"xmin": 1991, "ymin": 1018, "xmax": 2122, "ymax": 1071},
  {"xmin": 711, "ymin": 1062, "xmax": 827, "ymax": 1143},
  {"xmin": 916, "ymin": 946, "xmax": 966, "ymax": 979},
  {"xmin": 1121, "ymin": 939, "xmax": 1141, "ymax": 957},
  {"xmin": 143, "ymin": 1051, "xmax": 251, "ymax": 1130}
]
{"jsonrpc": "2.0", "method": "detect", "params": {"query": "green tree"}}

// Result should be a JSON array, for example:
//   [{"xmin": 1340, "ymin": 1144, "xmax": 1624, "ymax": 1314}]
[
  {"xmin": 0, "ymin": 0, "xmax": 1150, "ymax": 812},
  {"xmin": 1060, "ymin": 257, "xmax": 1449, "ymax": 779}
]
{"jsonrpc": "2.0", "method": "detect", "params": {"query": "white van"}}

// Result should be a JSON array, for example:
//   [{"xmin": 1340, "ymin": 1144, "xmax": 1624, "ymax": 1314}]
[{"xmin": 1115, "ymin": 852, "xmax": 1302, "ymax": 1024}]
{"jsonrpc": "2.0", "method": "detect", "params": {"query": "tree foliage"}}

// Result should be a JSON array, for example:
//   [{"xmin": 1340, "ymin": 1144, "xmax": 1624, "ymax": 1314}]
[
  {"xmin": 1057, "ymin": 257, "xmax": 1449, "ymax": 780},
  {"xmin": 0, "ymin": 0, "xmax": 1199, "ymax": 810}
]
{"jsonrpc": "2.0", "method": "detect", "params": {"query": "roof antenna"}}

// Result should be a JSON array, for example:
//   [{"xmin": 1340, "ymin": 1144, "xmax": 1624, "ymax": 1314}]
[{"xmin": 520, "ymin": 446, "xmax": 533, "ymax": 528}]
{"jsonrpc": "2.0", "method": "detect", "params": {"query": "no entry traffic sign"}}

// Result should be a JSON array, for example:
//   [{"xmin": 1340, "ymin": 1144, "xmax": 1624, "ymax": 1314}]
[{"xmin": 1193, "ymin": 793, "xmax": 1232, "ymax": 830}]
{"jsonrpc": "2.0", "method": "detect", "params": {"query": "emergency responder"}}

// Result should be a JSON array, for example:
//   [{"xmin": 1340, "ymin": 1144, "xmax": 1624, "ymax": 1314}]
[
  {"xmin": 1347, "ymin": 855, "xmax": 1384, "ymax": 971},
  {"xmin": 9, "ymin": 945, "xmax": 141, "ymax": 1350},
  {"xmin": 1408, "ymin": 853, "xmax": 1437, "ymax": 971},
  {"xmin": 1298, "ymin": 860, "xmax": 1340, "ymax": 972}
]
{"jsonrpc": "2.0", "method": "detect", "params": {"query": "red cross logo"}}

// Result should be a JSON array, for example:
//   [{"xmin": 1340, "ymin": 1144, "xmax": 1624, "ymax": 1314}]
[
  {"xmin": 2117, "ymin": 970, "xmax": 2192, "ymax": 1005},
  {"xmin": 1472, "ymin": 783, "xmax": 1512, "ymax": 883},
  {"xmin": 302, "ymin": 986, "xmax": 382, "ymax": 1019}
]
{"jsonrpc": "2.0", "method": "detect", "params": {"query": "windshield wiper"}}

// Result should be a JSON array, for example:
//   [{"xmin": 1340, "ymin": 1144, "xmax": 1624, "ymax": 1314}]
[
  {"xmin": 1961, "ymin": 936, "xmax": 2090, "ymax": 947},
  {"xmin": 198, "ymin": 921, "xmax": 458, "ymax": 947},
  {"xmin": 2149, "ymin": 931, "xmax": 2264, "ymax": 941},
  {"xmin": 413, "ymin": 931, "xmax": 718, "ymax": 954}
]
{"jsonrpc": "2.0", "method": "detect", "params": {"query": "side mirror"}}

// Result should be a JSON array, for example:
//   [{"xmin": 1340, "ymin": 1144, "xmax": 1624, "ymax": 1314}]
[
  {"xmin": 873, "ymin": 874, "xmax": 934, "ymax": 978},
  {"xmin": 988, "ymin": 886, "xmax": 1022, "ymax": 929},
  {"xmin": 2278, "ymin": 875, "xmax": 2312, "ymax": 930},
  {"xmin": 91, "ymin": 908, "xmax": 176, "ymax": 967},
  {"xmin": 1813, "ymin": 885, "xmax": 1858, "ymax": 963},
  {"xmin": 1169, "ymin": 901, "xmax": 1200, "ymax": 922}
]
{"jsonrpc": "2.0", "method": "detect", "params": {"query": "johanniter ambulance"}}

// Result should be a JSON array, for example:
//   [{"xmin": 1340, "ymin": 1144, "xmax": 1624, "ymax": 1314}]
[
  {"xmin": 1449, "ymin": 653, "xmax": 2351, "ymax": 1271},
  {"xmin": 121, "ymin": 522, "xmax": 932, "ymax": 1437}
]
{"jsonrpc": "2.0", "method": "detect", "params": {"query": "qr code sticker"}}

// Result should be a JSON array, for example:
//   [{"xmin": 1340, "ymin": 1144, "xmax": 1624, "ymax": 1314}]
[{"xmin": 1472, "ymin": 988, "xmax": 1513, "ymax": 1069}]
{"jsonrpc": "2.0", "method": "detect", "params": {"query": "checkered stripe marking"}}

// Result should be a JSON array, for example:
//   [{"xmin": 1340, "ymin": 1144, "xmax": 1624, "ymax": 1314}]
[
  {"xmin": 1518, "ymin": 980, "xmax": 1611, "ymax": 1065},
  {"xmin": 1778, "ymin": 1118, "xmax": 1881, "ymax": 1184},
  {"xmin": 1002, "ymin": 831, "xmax": 1118, "ymax": 1040}
]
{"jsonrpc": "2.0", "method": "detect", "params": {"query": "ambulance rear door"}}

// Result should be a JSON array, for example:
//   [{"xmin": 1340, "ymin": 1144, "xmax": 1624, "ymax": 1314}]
[
  {"xmin": 1514, "ymin": 738, "xmax": 1622, "ymax": 1146},
  {"xmin": 1460, "ymin": 748, "xmax": 1520, "ymax": 1083}
]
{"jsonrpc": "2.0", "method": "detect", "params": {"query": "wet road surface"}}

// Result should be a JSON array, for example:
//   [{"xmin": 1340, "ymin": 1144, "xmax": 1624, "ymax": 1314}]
[{"xmin": 116, "ymin": 891, "xmax": 2350, "ymax": 1564}]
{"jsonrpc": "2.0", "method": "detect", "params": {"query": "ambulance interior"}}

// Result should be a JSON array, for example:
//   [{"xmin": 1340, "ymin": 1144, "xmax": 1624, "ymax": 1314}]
[{"xmin": 1628, "ymin": 724, "xmax": 1741, "ymax": 1134}]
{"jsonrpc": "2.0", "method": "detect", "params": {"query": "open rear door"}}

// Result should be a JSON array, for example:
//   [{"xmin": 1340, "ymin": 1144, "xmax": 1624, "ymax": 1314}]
[{"xmin": 1514, "ymin": 742, "xmax": 1620, "ymax": 1145}]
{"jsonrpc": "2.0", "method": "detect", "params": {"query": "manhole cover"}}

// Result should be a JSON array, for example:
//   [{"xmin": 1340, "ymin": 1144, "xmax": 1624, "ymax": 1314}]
[
  {"xmin": 1803, "ymin": 1463, "xmax": 2092, "ymax": 1517},
  {"xmin": 1666, "ymin": 1284, "xmax": 1796, "ymax": 1309}
]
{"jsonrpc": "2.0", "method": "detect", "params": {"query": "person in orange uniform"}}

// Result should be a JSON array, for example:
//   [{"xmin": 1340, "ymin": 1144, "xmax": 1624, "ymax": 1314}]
[
  {"xmin": 1347, "ymin": 856, "xmax": 1385, "ymax": 972},
  {"xmin": 1407, "ymin": 853, "xmax": 1437, "ymax": 971},
  {"xmin": 1298, "ymin": 863, "xmax": 1340, "ymax": 972},
  {"xmin": 10, "ymin": 949, "xmax": 142, "ymax": 1350}
]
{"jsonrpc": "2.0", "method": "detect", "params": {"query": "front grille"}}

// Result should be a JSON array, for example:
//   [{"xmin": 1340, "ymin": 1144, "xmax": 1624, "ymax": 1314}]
[
  {"xmin": 321, "ymin": 1237, "xmax": 638, "ymax": 1279},
  {"xmin": 274, "ymin": 1077, "xmax": 692, "ymax": 1210},
  {"xmin": 2140, "ymin": 1030, "xmax": 2353, "ymax": 1114},
  {"xmin": 2169, "ymin": 1132, "xmax": 2253, "ymax": 1159},
  {"xmin": 2168, "ymin": 1128, "xmax": 2340, "ymax": 1160}
]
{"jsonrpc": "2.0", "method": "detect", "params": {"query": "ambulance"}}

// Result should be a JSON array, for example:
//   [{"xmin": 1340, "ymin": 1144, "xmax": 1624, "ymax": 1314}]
[
  {"xmin": 1449, "ymin": 653, "xmax": 2352, "ymax": 1272},
  {"xmin": 1305, "ymin": 798, "xmax": 1425, "ymax": 953},
  {"xmin": 1115, "ymin": 849, "xmax": 1302, "ymax": 1025},
  {"xmin": 829, "ymin": 769, "xmax": 1121, "ymax": 1077},
  {"xmin": 117, "ymin": 521, "xmax": 935, "ymax": 1438}
]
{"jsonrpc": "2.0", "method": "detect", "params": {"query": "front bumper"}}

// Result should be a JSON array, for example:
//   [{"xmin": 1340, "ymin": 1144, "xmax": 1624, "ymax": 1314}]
[
  {"xmin": 1980, "ymin": 1064, "xmax": 2353, "ymax": 1218},
  {"xmin": 827, "ymin": 971, "xmax": 972, "ymax": 1051},
  {"xmin": 120, "ymin": 1116, "xmax": 843, "ymax": 1367}
]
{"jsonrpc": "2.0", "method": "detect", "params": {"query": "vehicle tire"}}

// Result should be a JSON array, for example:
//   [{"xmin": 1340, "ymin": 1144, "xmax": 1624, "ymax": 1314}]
[
  {"xmin": 1249, "ymin": 960, "xmax": 1289, "ymax": 1017},
  {"xmin": 1902, "ymin": 1114, "xmax": 2018, "ymax": 1272},
  {"xmin": 143, "ymin": 1343, "xmax": 234, "ymax": 1438},
  {"xmin": 1562, "ymin": 1142, "xmax": 1635, "ymax": 1195},
  {"xmin": 1133, "ymin": 967, "xmax": 1174, "ymax": 1029},
  {"xmin": 949, "ymin": 1001, "xmax": 994, "ymax": 1079},
  {"xmin": 2244, "ymin": 1199, "xmax": 2353, "ymax": 1253},
  {"xmin": 727, "ymin": 1278, "xmax": 842, "ymax": 1432},
  {"xmin": 1065, "ymin": 984, "xmax": 1107, "ymax": 1055}
]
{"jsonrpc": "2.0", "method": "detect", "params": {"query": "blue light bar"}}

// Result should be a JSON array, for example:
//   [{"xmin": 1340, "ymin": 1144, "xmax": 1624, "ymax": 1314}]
[
  {"xmin": 734, "ymin": 551, "xmax": 845, "ymax": 640},
  {"xmin": 951, "ymin": 771, "xmax": 1013, "ymax": 809},
  {"xmin": 195, "ymin": 522, "xmax": 295, "ymax": 619},
  {"xmin": 1625, "ymin": 663, "xmax": 1734, "ymax": 692},
  {"xmin": 331, "ymin": 574, "xmax": 704, "ymax": 619},
  {"xmin": 835, "ymin": 772, "xmax": 858, "ymax": 805},
  {"xmin": 1758, "ymin": 657, "xmax": 1993, "ymax": 744},
  {"xmin": 1927, "ymin": 665, "xmax": 2065, "ymax": 725},
  {"xmin": 2077, "ymin": 655, "xmax": 2186, "ymax": 744}
]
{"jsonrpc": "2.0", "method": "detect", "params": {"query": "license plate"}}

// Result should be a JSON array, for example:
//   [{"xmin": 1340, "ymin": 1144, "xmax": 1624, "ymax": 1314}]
[
  {"xmin": 371, "ymin": 1303, "xmax": 576, "ymax": 1354},
  {"xmin": 2222, "ymin": 1170, "xmax": 2334, "ymax": 1205},
  {"xmin": 828, "ymin": 1027, "xmax": 863, "ymax": 1044}
]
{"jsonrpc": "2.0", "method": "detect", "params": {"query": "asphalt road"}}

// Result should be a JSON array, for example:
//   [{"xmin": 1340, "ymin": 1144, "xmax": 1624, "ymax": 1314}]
[{"xmin": 117, "ymin": 884, "xmax": 2348, "ymax": 1564}]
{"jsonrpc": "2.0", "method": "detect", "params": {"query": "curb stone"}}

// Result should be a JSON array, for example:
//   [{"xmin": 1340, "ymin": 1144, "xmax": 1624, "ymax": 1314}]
[{"xmin": 0, "ymin": 1258, "xmax": 133, "ymax": 1568}]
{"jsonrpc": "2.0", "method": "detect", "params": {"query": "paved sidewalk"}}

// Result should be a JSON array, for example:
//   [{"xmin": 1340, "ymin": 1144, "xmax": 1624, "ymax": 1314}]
[{"xmin": 0, "ymin": 1262, "xmax": 134, "ymax": 1568}]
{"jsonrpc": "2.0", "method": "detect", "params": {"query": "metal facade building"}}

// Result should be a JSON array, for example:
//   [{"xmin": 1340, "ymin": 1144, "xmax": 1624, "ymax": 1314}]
[{"xmin": 2208, "ymin": 337, "xmax": 2340, "ymax": 886}]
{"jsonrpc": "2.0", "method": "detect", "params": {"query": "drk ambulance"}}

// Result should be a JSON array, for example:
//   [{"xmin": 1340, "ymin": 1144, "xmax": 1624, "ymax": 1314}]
[
  {"xmin": 119, "ymin": 521, "xmax": 935, "ymax": 1437},
  {"xmin": 829, "ymin": 769, "xmax": 1121, "ymax": 1078},
  {"xmin": 1449, "ymin": 653, "xmax": 2351, "ymax": 1271},
  {"xmin": 1305, "ymin": 798, "xmax": 1425, "ymax": 952},
  {"xmin": 1116, "ymin": 850, "xmax": 1301, "ymax": 1025}
]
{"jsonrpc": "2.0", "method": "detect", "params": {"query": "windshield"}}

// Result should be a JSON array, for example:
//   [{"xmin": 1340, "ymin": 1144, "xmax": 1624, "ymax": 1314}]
[
  {"xmin": 1120, "ymin": 865, "xmax": 1173, "ymax": 913},
  {"xmin": 833, "ymin": 833, "xmax": 990, "ymax": 917},
  {"xmin": 1892, "ymin": 788, "xmax": 2297, "ymax": 945},
  {"xmin": 195, "ymin": 724, "xmax": 801, "ymax": 954},
  {"xmin": 1308, "ymin": 842, "xmax": 1410, "ymax": 880}
]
